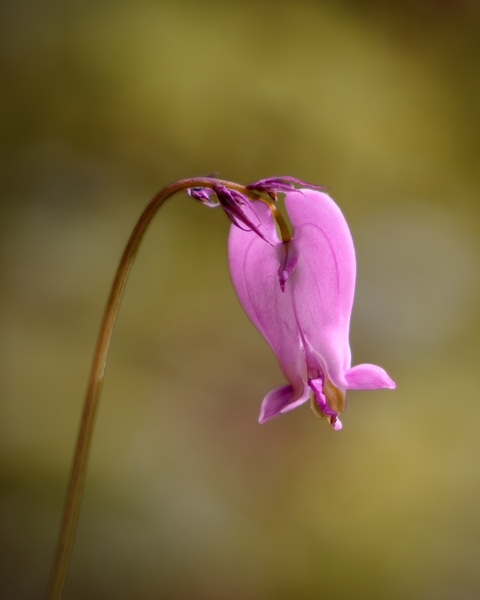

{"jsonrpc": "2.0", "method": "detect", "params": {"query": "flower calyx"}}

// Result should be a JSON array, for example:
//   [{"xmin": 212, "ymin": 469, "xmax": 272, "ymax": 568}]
[{"xmin": 186, "ymin": 178, "xmax": 292, "ymax": 245}]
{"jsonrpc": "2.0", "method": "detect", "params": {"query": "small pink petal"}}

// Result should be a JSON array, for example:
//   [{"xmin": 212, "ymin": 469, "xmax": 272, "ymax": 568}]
[
  {"xmin": 344, "ymin": 364, "xmax": 396, "ymax": 390},
  {"xmin": 259, "ymin": 383, "xmax": 310, "ymax": 423},
  {"xmin": 331, "ymin": 417, "xmax": 343, "ymax": 430}
]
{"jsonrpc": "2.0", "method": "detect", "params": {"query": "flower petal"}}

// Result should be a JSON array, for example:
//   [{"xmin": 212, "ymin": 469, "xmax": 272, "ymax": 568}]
[
  {"xmin": 228, "ymin": 201, "xmax": 306, "ymax": 401},
  {"xmin": 344, "ymin": 364, "xmax": 396, "ymax": 390},
  {"xmin": 259, "ymin": 382, "xmax": 310, "ymax": 423},
  {"xmin": 285, "ymin": 190, "xmax": 356, "ymax": 389}
]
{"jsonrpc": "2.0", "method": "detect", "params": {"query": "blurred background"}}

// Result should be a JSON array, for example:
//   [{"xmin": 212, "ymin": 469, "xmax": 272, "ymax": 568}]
[{"xmin": 1, "ymin": 0, "xmax": 480, "ymax": 598}]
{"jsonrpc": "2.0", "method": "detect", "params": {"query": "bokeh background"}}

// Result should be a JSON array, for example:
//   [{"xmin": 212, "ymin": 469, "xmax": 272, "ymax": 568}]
[{"xmin": 1, "ymin": 0, "xmax": 480, "ymax": 598}]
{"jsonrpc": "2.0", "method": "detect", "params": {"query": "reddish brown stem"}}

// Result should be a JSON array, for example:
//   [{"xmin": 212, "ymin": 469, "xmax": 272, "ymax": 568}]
[{"xmin": 46, "ymin": 177, "xmax": 290, "ymax": 600}]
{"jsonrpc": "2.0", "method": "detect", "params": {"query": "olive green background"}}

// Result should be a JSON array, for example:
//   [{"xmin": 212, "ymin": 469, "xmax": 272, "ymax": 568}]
[{"xmin": 1, "ymin": 1, "xmax": 480, "ymax": 598}]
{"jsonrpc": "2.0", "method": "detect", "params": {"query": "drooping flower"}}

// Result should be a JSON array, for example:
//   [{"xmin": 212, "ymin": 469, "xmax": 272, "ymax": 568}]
[{"xmin": 228, "ymin": 189, "xmax": 395, "ymax": 430}]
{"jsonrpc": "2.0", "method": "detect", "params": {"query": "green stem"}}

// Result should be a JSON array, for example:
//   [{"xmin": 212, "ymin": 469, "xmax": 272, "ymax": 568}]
[{"xmin": 45, "ymin": 177, "xmax": 258, "ymax": 600}]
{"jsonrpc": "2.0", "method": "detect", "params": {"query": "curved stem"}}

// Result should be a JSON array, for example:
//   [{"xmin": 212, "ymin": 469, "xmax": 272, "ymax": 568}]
[{"xmin": 45, "ymin": 177, "xmax": 251, "ymax": 600}]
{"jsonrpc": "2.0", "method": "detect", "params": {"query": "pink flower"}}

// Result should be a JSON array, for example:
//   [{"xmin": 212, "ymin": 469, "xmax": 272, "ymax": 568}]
[{"xmin": 228, "ymin": 189, "xmax": 395, "ymax": 430}]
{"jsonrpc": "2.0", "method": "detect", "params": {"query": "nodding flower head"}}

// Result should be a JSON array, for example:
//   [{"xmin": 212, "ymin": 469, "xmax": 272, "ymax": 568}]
[{"xmin": 228, "ymin": 188, "xmax": 395, "ymax": 430}]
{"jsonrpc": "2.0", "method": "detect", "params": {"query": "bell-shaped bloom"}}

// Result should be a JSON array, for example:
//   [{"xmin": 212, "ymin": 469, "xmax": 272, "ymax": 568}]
[{"xmin": 228, "ymin": 189, "xmax": 395, "ymax": 429}]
